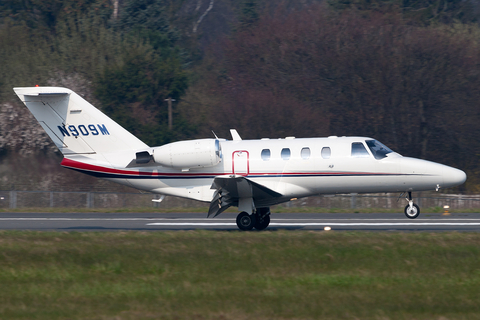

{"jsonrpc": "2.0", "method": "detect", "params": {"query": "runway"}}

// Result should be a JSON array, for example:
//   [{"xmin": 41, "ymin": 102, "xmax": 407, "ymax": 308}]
[{"xmin": 1, "ymin": 212, "xmax": 480, "ymax": 231}]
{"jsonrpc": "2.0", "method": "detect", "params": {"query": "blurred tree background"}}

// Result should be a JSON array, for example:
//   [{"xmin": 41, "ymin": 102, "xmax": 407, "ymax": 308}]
[{"xmin": 1, "ymin": 0, "xmax": 480, "ymax": 192}]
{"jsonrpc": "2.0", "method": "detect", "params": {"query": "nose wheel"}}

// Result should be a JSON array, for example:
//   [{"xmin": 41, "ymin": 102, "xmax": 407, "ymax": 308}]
[{"xmin": 404, "ymin": 191, "xmax": 420, "ymax": 219}]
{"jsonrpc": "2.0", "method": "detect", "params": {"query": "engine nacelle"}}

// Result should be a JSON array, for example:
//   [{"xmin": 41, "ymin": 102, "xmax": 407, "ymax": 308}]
[{"xmin": 152, "ymin": 139, "xmax": 222, "ymax": 169}]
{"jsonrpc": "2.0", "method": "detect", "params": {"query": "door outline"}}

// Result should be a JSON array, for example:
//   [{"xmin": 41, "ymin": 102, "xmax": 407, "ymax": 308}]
[{"xmin": 232, "ymin": 150, "xmax": 250, "ymax": 176}]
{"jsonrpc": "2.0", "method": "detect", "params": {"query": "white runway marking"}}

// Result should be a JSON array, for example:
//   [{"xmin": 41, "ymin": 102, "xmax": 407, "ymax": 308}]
[
  {"xmin": 0, "ymin": 218, "xmax": 231, "ymax": 221},
  {"xmin": 1, "ymin": 218, "xmax": 480, "ymax": 221},
  {"xmin": 146, "ymin": 222, "xmax": 480, "ymax": 226},
  {"xmin": 271, "ymin": 222, "xmax": 480, "ymax": 226},
  {"xmin": 0, "ymin": 218, "xmax": 230, "ymax": 221},
  {"xmin": 3, "ymin": 217, "xmax": 480, "ymax": 228},
  {"xmin": 2, "ymin": 214, "xmax": 480, "ymax": 231},
  {"xmin": 147, "ymin": 223, "xmax": 238, "ymax": 226},
  {"xmin": 0, "ymin": 218, "xmax": 163, "ymax": 221}
]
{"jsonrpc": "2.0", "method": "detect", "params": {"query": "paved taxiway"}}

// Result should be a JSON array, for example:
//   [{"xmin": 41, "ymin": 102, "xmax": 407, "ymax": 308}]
[{"xmin": 0, "ymin": 212, "xmax": 480, "ymax": 231}]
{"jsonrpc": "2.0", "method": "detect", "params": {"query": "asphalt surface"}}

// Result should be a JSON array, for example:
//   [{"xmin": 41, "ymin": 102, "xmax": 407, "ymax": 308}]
[{"xmin": 0, "ymin": 212, "xmax": 480, "ymax": 231}]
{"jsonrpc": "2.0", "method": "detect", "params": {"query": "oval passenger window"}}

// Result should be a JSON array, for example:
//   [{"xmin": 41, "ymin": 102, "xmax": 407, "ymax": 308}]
[
  {"xmin": 281, "ymin": 148, "xmax": 291, "ymax": 160},
  {"xmin": 301, "ymin": 147, "xmax": 311, "ymax": 160},
  {"xmin": 321, "ymin": 147, "xmax": 331, "ymax": 159},
  {"xmin": 261, "ymin": 149, "xmax": 271, "ymax": 161}
]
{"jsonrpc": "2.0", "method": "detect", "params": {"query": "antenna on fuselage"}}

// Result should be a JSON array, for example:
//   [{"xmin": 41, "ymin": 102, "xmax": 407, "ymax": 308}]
[{"xmin": 230, "ymin": 129, "xmax": 242, "ymax": 141}]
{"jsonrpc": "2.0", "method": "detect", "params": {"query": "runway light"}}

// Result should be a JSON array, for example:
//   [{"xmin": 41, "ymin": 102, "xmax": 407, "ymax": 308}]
[
  {"xmin": 443, "ymin": 205, "xmax": 450, "ymax": 216},
  {"xmin": 324, "ymin": 226, "xmax": 331, "ymax": 231}
]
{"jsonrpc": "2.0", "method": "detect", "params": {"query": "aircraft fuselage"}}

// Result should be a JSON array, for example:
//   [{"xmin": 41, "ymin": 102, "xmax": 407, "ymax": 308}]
[{"xmin": 61, "ymin": 136, "xmax": 466, "ymax": 208}]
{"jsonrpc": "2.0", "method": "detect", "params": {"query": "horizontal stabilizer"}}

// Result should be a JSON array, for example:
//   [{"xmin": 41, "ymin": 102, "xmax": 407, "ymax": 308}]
[{"xmin": 23, "ymin": 92, "xmax": 69, "ymax": 97}]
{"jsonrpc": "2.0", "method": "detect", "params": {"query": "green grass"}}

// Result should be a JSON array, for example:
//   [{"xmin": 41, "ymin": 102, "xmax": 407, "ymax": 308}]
[{"xmin": 1, "ymin": 231, "xmax": 480, "ymax": 319}]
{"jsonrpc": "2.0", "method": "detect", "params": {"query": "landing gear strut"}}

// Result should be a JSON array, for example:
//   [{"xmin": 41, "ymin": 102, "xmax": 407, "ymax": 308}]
[
  {"xmin": 235, "ymin": 208, "xmax": 271, "ymax": 231},
  {"xmin": 254, "ymin": 208, "xmax": 271, "ymax": 231},
  {"xmin": 404, "ymin": 191, "xmax": 420, "ymax": 219}
]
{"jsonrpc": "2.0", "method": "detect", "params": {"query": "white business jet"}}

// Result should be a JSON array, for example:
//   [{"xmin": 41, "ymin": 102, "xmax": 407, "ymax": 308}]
[{"xmin": 14, "ymin": 87, "xmax": 467, "ymax": 230}]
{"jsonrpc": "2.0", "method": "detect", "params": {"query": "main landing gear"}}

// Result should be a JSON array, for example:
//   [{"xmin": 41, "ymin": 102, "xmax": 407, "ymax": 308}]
[
  {"xmin": 236, "ymin": 208, "xmax": 271, "ymax": 231},
  {"xmin": 404, "ymin": 191, "xmax": 420, "ymax": 219}
]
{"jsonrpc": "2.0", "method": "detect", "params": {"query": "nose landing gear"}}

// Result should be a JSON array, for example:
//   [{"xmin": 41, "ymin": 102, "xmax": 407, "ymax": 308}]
[{"xmin": 404, "ymin": 191, "xmax": 420, "ymax": 219}]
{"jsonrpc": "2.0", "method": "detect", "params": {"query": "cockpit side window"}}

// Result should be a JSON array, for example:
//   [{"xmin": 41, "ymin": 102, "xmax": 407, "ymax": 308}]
[
  {"xmin": 351, "ymin": 142, "xmax": 370, "ymax": 158},
  {"xmin": 366, "ymin": 140, "xmax": 393, "ymax": 160}
]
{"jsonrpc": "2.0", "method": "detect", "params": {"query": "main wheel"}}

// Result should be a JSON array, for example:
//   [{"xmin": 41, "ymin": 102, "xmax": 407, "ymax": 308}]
[
  {"xmin": 254, "ymin": 214, "xmax": 270, "ymax": 231},
  {"xmin": 404, "ymin": 203, "xmax": 420, "ymax": 219},
  {"xmin": 236, "ymin": 212, "xmax": 256, "ymax": 231}
]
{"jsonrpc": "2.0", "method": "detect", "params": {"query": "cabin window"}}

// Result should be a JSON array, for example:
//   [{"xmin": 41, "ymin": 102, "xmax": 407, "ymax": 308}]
[
  {"xmin": 366, "ymin": 140, "xmax": 393, "ymax": 160},
  {"xmin": 261, "ymin": 149, "xmax": 271, "ymax": 161},
  {"xmin": 301, "ymin": 147, "xmax": 311, "ymax": 160},
  {"xmin": 281, "ymin": 148, "xmax": 291, "ymax": 160},
  {"xmin": 351, "ymin": 142, "xmax": 370, "ymax": 158},
  {"xmin": 321, "ymin": 147, "xmax": 331, "ymax": 159}
]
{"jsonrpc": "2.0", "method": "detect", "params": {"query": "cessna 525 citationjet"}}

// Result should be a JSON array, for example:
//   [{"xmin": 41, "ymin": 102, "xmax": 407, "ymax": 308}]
[{"xmin": 14, "ymin": 87, "xmax": 467, "ymax": 230}]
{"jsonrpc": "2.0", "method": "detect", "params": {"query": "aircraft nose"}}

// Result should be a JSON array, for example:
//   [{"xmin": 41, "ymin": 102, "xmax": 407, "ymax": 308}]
[{"xmin": 443, "ymin": 166, "xmax": 467, "ymax": 188}]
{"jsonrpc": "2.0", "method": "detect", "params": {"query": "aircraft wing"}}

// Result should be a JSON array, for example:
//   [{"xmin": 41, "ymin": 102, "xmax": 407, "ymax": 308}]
[{"xmin": 208, "ymin": 175, "xmax": 282, "ymax": 218}]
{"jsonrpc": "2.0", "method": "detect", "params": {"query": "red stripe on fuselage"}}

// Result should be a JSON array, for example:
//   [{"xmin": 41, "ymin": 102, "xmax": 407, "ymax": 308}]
[
  {"xmin": 60, "ymin": 158, "xmax": 399, "ymax": 178},
  {"xmin": 60, "ymin": 158, "xmax": 219, "ymax": 177}
]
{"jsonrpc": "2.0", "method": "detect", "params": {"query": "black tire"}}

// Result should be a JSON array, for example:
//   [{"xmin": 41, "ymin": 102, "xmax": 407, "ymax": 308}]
[
  {"xmin": 254, "ymin": 214, "xmax": 270, "ymax": 231},
  {"xmin": 236, "ymin": 212, "xmax": 256, "ymax": 231},
  {"xmin": 404, "ymin": 203, "xmax": 420, "ymax": 219}
]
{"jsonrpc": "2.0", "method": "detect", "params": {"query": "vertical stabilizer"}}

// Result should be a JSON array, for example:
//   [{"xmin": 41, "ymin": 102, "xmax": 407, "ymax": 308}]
[{"xmin": 14, "ymin": 87, "xmax": 148, "ymax": 155}]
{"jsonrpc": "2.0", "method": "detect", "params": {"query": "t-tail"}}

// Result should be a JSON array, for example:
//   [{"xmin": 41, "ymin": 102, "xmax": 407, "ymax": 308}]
[{"xmin": 14, "ymin": 87, "xmax": 148, "ymax": 157}]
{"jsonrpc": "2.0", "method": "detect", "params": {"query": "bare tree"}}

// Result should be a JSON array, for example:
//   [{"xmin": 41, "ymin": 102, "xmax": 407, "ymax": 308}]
[{"xmin": 200, "ymin": 5, "xmax": 480, "ymax": 186}]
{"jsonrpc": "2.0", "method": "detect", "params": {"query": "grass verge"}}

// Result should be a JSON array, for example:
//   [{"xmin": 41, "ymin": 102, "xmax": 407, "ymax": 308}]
[{"xmin": 0, "ymin": 231, "xmax": 480, "ymax": 319}]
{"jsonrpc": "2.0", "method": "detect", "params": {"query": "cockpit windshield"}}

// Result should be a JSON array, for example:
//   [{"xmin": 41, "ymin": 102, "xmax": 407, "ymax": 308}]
[{"xmin": 366, "ymin": 140, "xmax": 393, "ymax": 160}]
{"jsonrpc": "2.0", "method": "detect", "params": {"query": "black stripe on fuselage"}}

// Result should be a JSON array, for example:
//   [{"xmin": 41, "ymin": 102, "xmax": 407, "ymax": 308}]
[{"xmin": 64, "ymin": 167, "xmax": 421, "ymax": 180}]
